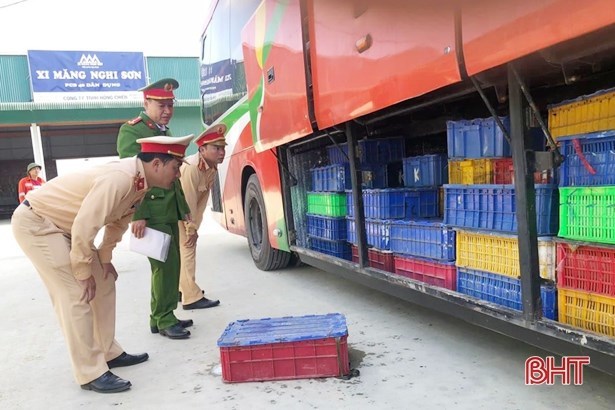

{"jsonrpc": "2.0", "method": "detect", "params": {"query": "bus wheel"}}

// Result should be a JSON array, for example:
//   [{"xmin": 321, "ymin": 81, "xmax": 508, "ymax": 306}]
[{"xmin": 244, "ymin": 174, "xmax": 291, "ymax": 271}]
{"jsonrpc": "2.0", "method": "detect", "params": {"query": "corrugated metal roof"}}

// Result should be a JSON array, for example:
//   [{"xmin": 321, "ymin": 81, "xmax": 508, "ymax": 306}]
[
  {"xmin": 0, "ymin": 55, "xmax": 31, "ymax": 102},
  {"xmin": 0, "ymin": 99, "xmax": 200, "ymax": 111},
  {"xmin": 146, "ymin": 57, "xmax": 201, "ymax": 100}
]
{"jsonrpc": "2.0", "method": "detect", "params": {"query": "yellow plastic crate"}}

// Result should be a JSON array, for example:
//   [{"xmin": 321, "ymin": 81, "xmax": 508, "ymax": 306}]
[
  {"xmin": 448, "ymin": 159, "xmax": 494, "ymax": 184},
  {"xmin": 558, "ymin": 288, "xmax": 615, "ymax": 337},
  {"xmin": 548, "ymin": 88, "xmax": 615, "ymax": 139},
  {"xmin": 455, "ymin": 230, "xmax": 555, "ymax": 281}
]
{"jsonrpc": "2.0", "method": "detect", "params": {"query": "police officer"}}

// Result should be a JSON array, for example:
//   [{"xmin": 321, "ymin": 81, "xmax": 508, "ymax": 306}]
[
  {"xmin": 116, "ymin": 78, "xmax": 195, "ymax": 339},
  {"xmin": 178, "ymin": 125, "xmax": 227, "ymax": 309},
  {"xmin": 11, "ymin": 135, "xmax": 192, "ymax": 393}
]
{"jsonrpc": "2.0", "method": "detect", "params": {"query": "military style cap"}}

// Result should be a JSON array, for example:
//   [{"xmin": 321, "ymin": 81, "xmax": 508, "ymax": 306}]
[
  {"xmin": 137, "ymin": 135, "xmax": 193, "ymax": 159},
  {"xmin": 194, "ymin": 124, "xmax": 227, "ymax": 147},
  {"xmin": 27, "ymin": 162, "xmax": 41, "ymax": 173},
  {"xmin": 139, "ymin": 78, "xmax": 179, "ymax": 100}
]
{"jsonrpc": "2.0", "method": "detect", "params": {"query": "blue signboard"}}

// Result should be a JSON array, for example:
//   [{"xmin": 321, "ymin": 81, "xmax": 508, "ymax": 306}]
[
  {"xmin": 201, "ymin": 59, "xmax": 234, "ymax": 99},
  {"xmin": 27, "ymin": 50, "xmax": 146, "ymax": 100}
]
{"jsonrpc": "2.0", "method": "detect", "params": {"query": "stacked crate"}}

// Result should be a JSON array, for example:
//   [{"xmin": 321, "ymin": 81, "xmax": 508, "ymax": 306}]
[
  {"xmin": 444, "ymin": 116, "xmax": 558, "ymax": 319},
  {"xmin": 553, "ymin": 87, "xmax": 615, "ymax": 336}
]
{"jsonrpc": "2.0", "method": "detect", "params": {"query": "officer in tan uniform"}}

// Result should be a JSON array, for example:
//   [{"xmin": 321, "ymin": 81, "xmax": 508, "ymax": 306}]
[
  {"xmin": 178, "ymin": 124, "xmax": 227, "ymax": 309},
  {"xmin": 11, "ymin": 135, "xmax": 192, "ymax": 394}
]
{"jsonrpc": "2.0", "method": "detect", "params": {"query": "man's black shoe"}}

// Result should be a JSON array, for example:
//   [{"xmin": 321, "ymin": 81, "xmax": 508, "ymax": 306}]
[
  {"xmin": 183, "ymin": 297, "xmax": 220, "ymax": 310},
  {"xmin": 150, "ymin": 319, "xmax": 193, "ymax": 334},
  {"xmin": 81, "ymin": 371, "xmax": 131, "ymax": 393},
  {"xmin": 159, "ymin": 323, "xmax": 191, "ymax": 339},
  {"xmin": 106, "ymin": 352, "xmax": 149, "ymax": 369}
]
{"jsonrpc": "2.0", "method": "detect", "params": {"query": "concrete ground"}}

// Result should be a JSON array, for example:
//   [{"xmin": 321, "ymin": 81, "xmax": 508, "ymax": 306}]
[{"xmin": 1, "ymin": 213, "xmax": 615, "ymax": 410}]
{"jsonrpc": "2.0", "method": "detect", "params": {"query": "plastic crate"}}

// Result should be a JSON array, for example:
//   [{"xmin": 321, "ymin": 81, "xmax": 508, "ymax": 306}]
[
  {"xmin": 558, "ymin": 131, "xmax": 615, "ymax": 187},
  {"xmin": 548, "ymin": 87, "xmax": 615, "ymax": 139},
  {"xmin": 217, "ymin": 313, "xmax": 350, "ymax": 382},
  {"xmin": 306, "ymin": 214, "xmax": 347, "ymax": 241},
  {"xmin": 402, "ymin": 154, "xmax": 448, "ymax": 187},
  {"xmin": 446, "ymin": 116, "xmax": 511, "ymax": 159},
  {"xmin": 443, "ymin": 184, "xmax": 559, "ymax": 235},
  {"xmin": 306, "ymin": 192, "xmax": 347, "ymax": 217},
  {"xmin": 310, "ymin": 164, "xmax": 391, "ymax": 192},
  {"xmin": 491, "ymin": 157, "xmax": 554, "ymax": 185},
  {"xmin": 558, "ymin": 288, "xmax": 615, "ymax": 337},
  {"xmin": 556, "ymin": 241, "xmax": 615, "ymax": 297},
  {"xmin": 351, "ymin": 245, "xmax": 395, "ymax": 272},
  {"xmin": 308, "ymin": 236, "xmax": 351, "ymax": 260},
  {"xmin": 347, "ymin": 188, "xmax": 438, "ymax": 219},
  {"xmin": 393, "ymin": 255, "xmax": 456, "ymax": 290},
  {"xmin": 347, "ymin": 218, "xmax": 391, "ymax": 250},
  {"xmin": 448, "ymin": 158, "xmax": 494, "ymax": 185},
  {"xmin": 327, "ymin": 137, "xmax": 405, "ymax": 165},
  {"xmin": 455, "ymin": 230, "xmax": 555, "ymax": 281},
  {"xmin": 390, "ymin": 220, "xmax": 456, "ymax": 261},
  {"xmin": 559, "ymin": 186, "xmax": 615, "ymax": 244},
  {"xmin": 457, "ymin": 267, "xmax": 557, "ymax": 320}
]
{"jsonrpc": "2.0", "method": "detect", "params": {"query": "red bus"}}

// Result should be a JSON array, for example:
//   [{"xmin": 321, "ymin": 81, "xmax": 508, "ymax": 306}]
[{"xmin": 199, "ymin": 0, "xmax": 615, "ymax": 374}]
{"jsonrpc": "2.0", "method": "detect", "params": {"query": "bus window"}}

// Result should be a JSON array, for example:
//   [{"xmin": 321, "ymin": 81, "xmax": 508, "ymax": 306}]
[{"xmin": 201, "ymin": 0, "xmax": 260, "ymax": 125}]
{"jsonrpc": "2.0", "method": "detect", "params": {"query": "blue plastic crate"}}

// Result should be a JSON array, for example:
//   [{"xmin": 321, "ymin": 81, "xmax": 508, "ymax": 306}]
[
  {"xmin": 402, "ymin": 154, "xmax": 448, "ymax": 187},
  {"xmin": 308, "ymin": 236, "xmax": 351, "ymax": 260},
  {"xmin": 307, "ymin": 214, "xmax": 347, "ymax": 241},
  {"xmin": 456, "ymin": 268, "xmax": 557, "ymax": 320},
  {"xmin": 390, "ymin": 220, "xmax": 456, "ymax": 261},
  {"xmin": 558, "ymin": 130, "xmax": 615, "ymax": 187},
  {"xmin": 347, "ymin": 188, "xmax": 439, "ymax": 219},
  {"xmin": 327, "ymin": 137, "xmax": 405, "ymax": 165},
  {"xmin": 311, "ymin": 164, "xmax": 350, "ymax": 192},
  {"xmin": 443, "ymin": 184, "xmax": 559, "ymax": 235},
  {"xmin": 447, "ymin": 117, "xmax": 511, "ymax": 159},
  {"xmin": 347, "ymin": 218, "xmax": 391, "ymax": 250}
]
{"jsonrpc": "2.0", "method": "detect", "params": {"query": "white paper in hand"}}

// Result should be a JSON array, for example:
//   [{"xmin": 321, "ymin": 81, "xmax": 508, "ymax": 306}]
[{"xmin": 129, "ymin": 227, "xmax": 171, "ymax": 262}]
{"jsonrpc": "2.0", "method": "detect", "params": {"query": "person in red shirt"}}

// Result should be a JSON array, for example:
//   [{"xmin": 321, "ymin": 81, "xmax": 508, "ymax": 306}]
[{"xmin": 18, "ymin": 162, "xmax": 45, "ymax": 203}]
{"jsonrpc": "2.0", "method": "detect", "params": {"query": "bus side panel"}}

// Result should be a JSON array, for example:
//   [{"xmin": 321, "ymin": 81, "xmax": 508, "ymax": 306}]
[
  {"xmin": 242, "ymin": 0, "xmax": 312, "ymax": 153},
  {"xmin": 462, "ymin": 0, "xmax": 615, "ymax": 76},
  {"xmin": 308, "ymin": 0, "xmax": 461, "ymax": 130}
]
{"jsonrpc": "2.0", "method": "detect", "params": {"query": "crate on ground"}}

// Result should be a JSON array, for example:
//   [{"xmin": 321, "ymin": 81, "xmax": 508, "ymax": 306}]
[
  {"xmin": 217, "ymin": 313, "xmax": 350, "ymax": 383},
  {"xmin": 306, "ymin": 214, "xmax": 347, "ymax": 241},
  {"xmin": 491, "ymin": 157, "xmax": 554, "ymax": 185},
  {"xmin": 558, "ymin": 288, "xmax": 615, "ymax": 337},
  {"xmin": 559, "ymin": 186, "xmax": 615, "ymax": 244},
  {"xmin": 308, "ymin": 236, "xmax": 351, "ymax": 260},
  {"xmin": 448, "ymin": 158, "xmax": 494, "ymax": 184},
  {"xmin": 455, "ymin": 230, "xmax": 555, "ymax": 281},
  {"xmin": 347, "ymin": 218, "xmax": 391, "ymax": 250},
  {"xmin": 548, "ymin": 87, "xmax": 615, "ymax": 139},
  {"xmin": 558, "ymin": 131, "xmax": 615, "ymax": 187},
  {"xmin": 443, "ymin": 184, "xmax": 559, "ymax": 235},
  {"xmin": 457, "ymin": 267, "xmax": 557, "ymax": 320},
  {"xmin": 346, "ymin": 188, "xmax": 439, "ymax": 219},
  {"xmin": 402, "ymin": 154, "xmax": 447, "ymax": 187},
  {"xmin": 556, "ymin": 241, "xmax": 615, "ymax": 297},
  {"xmin": 306, "ymin": 192, "xmax": 346, "ymax": 217},
  {"xmin": 447, "ymin": 116, "xmax": 511, "ymax": 159},
  {"xmin": 393, "ymin": 255, "xmax": 456, "ymax": 290},
  {"xmin": 390, "ymin": 220, "xmax": 456, "ymax": 261},
  {"xmin": 351, "ymin": 245, "xmax": 395, "ymax": 272},
  {"xmin": 327, "ymin": 137, "xmax": 405, "ymax": 165}
]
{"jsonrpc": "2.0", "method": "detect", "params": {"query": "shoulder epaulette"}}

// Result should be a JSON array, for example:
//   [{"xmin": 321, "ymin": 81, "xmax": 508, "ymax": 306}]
[{"xmin": 127, "ymin": 117, "xmax": 142, "ymax": 126}]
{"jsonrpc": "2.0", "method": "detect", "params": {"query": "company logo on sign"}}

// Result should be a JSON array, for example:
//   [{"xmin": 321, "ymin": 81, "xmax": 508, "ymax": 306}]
[{"xmin": 77, "ymin": 54, "xmax": 103, "ymax": 68}]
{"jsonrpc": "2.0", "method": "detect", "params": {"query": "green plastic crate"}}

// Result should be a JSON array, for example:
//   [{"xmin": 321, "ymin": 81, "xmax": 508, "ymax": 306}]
[
  {"xmin": 307, "ymin": 192, "xmax": 347, "ymax": 217},
  {"xmin": 559, "ymin": 186, "xmax": 615, "ymax": 244}
]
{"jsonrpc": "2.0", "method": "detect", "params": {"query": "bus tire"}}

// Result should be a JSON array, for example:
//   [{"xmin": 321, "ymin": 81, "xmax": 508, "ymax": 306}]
[{"xmin": 244, "ymin": 174, "xmax": 291, "ymax": 271}]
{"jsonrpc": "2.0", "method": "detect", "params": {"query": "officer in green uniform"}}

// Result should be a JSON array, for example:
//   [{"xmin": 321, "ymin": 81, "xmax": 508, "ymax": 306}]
[{"xmin": 117, "ymin": 78, "xmax": 195, "ymax": 340}]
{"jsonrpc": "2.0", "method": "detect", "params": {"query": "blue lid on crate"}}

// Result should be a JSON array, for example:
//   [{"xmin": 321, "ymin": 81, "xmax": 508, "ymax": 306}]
[
  {"xmin": 548, "ymin": 87, "xmax": 615, "ymax": 109},
  {"xmin": 217, "ymin": 313, "xmax": 348, "ymax": 347}
]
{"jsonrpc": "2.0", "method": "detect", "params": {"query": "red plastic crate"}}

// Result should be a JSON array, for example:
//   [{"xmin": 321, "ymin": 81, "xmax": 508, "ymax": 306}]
[
  {"xmin": 556, "ymin": 241, "xmax": 615, "ymax": 297},
  {"xmin": 492, "ymin": 157, "xmax": 553, "ymax": 184},
  {"xmin": 393, "ymin": 255, "xmax": 457, "ymax": 290},
  {"xmin": 217, "ymin": 314, "xmax": 349, "ymax": 383},
  {"xmin": 351, "ymin": 245, "xmax": 395, "ymax": 272}
]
